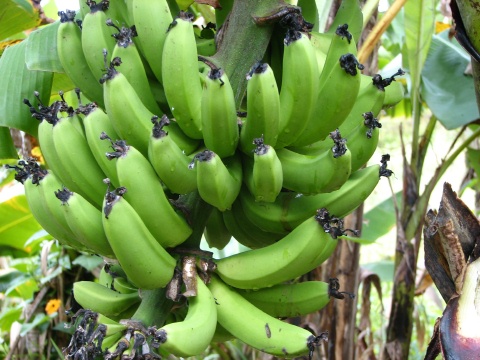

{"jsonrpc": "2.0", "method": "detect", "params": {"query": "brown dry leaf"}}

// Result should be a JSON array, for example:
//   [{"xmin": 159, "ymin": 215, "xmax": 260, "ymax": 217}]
[
  {"xmin": 424, "ymin": 183, "xmax": 480, "ymax": 358},
  {"xmin": 424, "ymin": 182, "xmax": 480, "ymax": 301},
  {"xmin": 440, "ymin": 217, "xmax": 467, "ymax": 293},
  {"xmin": 166, "ymin": 267, "xmax": 183, "ymax": 301},
  {"xmin": 424, "ymin": 209, "xmax": 456, "ymax": 302},
  {"xmin": 414, "ymin": 306, "xmax": 426, "ymax": 350},
  {"xmin": 415, "ymin": 270, "xmax": 434, "ymax": 296},
  {"xmin": 424, "ymin": 318, "xmax": 442, "ymax": 360},
  {"xmin": 356, "ymin": 268, "xmax": 383, "ymax": 357},
  {"xmin": 182, "ymin": 256, "xmax": 198, "ymax": 297},
  {"xmin": 438, "ymin": 183, "xmax": 480, "ymax": 263}
]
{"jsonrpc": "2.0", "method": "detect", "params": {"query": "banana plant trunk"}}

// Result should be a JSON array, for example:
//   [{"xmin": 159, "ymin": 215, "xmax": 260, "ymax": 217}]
[{"xmin": 213, "ymin": 0, "xmax": 281, "ymax": 105}]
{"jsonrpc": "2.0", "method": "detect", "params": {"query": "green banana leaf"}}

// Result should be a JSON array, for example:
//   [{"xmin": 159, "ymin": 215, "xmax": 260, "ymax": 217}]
[
  {"xmin": 0, "ymin": 127, "xmax": 18, "ymax": 160},
  {"xmin": 0, "ymin": 270, "xmax": 38, "ymax": 299},
  {"xmin": 421, "ymin": 31, "xmax": 479, "ymax": 129},
  {"xmin": 0, "ymin": 304, "xmax": 23, "ymax": 333},
  {"xmin": 20, "ymin": 313, "xmax": 56, "ymax": 337},
  {"xmin": 362, "ymin": 260, "xmax": 395, "ymax": 282},
  {"xmin": 72, "ymin": 255, "xmax": 104, "ymax": 272},
  {"xmin": 0, "ymin": 194, "xmax": 43, "ymax": 253},
  {"xmin": 361, "ymin": 191, "xmax": 401, "ymax": 242},
  {"xmin": 0, "ymin": 40, "xmax": 53, "ymax": 137},
  {"xmin": 25, "ymin": 21, "xmax": 64, "ymax": 73},
  {"xmin": 403, "ymin": 0, "xmax": 435, "ymax": 91},
  {"xmin": 0, "ymin": 0, "xmax": 39, "ymax": 41}
]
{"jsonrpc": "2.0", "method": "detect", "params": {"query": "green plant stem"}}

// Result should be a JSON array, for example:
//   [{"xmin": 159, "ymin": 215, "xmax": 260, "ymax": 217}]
[
  {"xmin": 410, "ymin": 97, "xmax": 422, "ymax": 182},
  {"xmin": 213, "ymin": 0, "xmax": 286, "ymax": 107},
  {"xmin": 176, "ymin": 190, "xmax": 213, "ymax": 249},
  {"xmin": 415, "ymin": 115, "xmax": 437, "ymax": 185},
  {"xmin": 405, "ymin": 126, "xmax": 480, "ymax": 239},
  {"xmin": 130, "ymin": 288, "xmax": 173, "ymax": 328}
]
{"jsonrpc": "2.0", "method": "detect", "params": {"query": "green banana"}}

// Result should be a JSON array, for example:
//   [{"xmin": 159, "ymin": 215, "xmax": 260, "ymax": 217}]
[
  {"xmin": 107, "ymin": 0, "xmax": 129, "ymax": 25},
  {"xmin": 239, "ymin": 164, "xmax": 384, "ymax": 234},
  {"xmin": 147, "ymin": 115, "xmax": 197, "ymax": 195},
  {"xmin": 101, "ymin": 57, "xmax": 157, "ymax": 157},
  {"xmin": 79, "ymin": 101, "xmax": 120, "ymax": 187},
  {"xmin": 289, "ymin": 70, "xmax": 403, "ymax": 172},
  {"xmin": 201, "ymin": 67, "xmax": 239, "ymax": 158},
  {"xmin": 132, "ymin": 0, "xmax": 173, "ymax": 83},
  {"xmin": 153, "ymin": 276, "xmax": 217, "ymax": 357},
  {"xmin": 222, "ymin": 196, "xmax": 282, "ymax": 249},
  {"xmin": 102, "ymin": 185, "xmax": 177, "ymax": 289},
  {"xmin": 326, "ymin": 0, "xmax": 363, "ymax": 43},
  {"xmin": 96, "ymin": 314, "xmax": 128, "ymax": 337},
  {"xmin": 291, "ymin": 25, "xmax": 363, "ymax": 147},
  {"xmin": 52, "ymin": 111, "xmax": 107, "ymax": 208},
  {"xmin": 81, "ymin": 1, "xmax": 116, "ymax": 82},
  {"xmin": 98, "ymin": 263, "xmax": 115, "ymax": 289},
  {"xmin": 277, "ymin": 130, "xmax": 352, "ymax": 195},
  {"xmin": 382, "ymin": 71, "xmax": 406, "ymax": 108},
  {"xmin": 204, "ymin": 207, "xmax": 232, "ymax": 250},
  {"xmin": 102, "ymin": 57, "xmax": 199, "ymax": 157},
  {"xmin": 73, "ymin": 280, "xmax": 140, "ymax": 317},
  {"xmin": 309, "ymin": 31, "xmax": 334, "ymax": 74},
  {"xmin": 162, "ymin": 11, "xmax": 203, "ymax": 139},
  {"xmin": 333, "ymin": 70, "xmax": 404, "ymax": 171},
  {"xmin": 56, "ymin": 10, "xmax": 104, "ymax": 107},
  {"xmin": 192, "ymin": 150, "xmax": 242, "ymax": 211},
  {"xmin": 239, "ymin": 62, "xmax": 280, "ymax": 154},
  {"xmin": 275, "ymin": 30, "xmax": 320, "ymax": 148},
  {"xmin": 215, "ymin": 208, "xmax": 342, "ymax": 290},
  {"xmin": 23, "ymin": 95, "xmax": 75, "ymax": 188},
  {"xmin": 11, "ymin": 161, "xmax": 84, "ymax": 250},
  {"xmin": 208, "ymin": 275, "xmax": 325, "ymax": 358},
  {"xmin": 105, "ymin": 139, "xmax": 192, "ymax": 248},
  {"xmin": 196, "ymin": 36, "xmax": 216, "ymax": 56},
  {"xmin": 55, "ymin": 187, "xmax": 115, "ymax": 258},
  {"xmin": 78, "ymin": 0, "xmax": 91, "ymax": 20},
  {"xmin": 239, "ymin": 280, "xmax": 331, "ymax": 318},
  {"xmin": 108, "ymin": 20, "xmax": 162, "ymax": 114},
  {"xmin": 113, "ymin": 277, "xmax": 138, "ymax": 294},
  {"xmin": 242, "ymin": 137, "xmax": 283, "ymax": 203},
  {"xmin": 346, "ymin": 111, "xmax": 382, "ymax": 172}
]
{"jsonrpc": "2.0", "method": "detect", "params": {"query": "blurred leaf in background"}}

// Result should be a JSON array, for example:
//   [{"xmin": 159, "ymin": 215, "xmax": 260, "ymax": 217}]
[{"xmin": 421, "ymin": 30, "xmax": 480, "ymax": 129}]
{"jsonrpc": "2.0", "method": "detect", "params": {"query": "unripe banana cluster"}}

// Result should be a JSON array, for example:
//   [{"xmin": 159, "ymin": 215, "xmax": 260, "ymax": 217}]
[{"xmin": 6, "ymin": 1, "xmax": 404, "ymax": 358}]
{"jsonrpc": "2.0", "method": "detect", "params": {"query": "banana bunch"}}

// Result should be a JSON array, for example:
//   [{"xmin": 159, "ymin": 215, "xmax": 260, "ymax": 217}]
[{"xmin": 4, "ymin": 1, "xmax": 406, "ymax": 358}]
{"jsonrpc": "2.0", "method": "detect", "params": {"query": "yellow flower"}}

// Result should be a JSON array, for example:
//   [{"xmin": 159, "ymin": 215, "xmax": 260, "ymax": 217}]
[{"xmin": 45, "ymin": 299, "xmax": 61, "ymax": 315}]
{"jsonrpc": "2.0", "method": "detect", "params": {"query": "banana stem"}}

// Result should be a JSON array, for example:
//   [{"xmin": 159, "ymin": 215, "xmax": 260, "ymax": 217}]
[
  {"xmin": 213, "ymin": 0, "xmax": 284, "ymax": 106},
  {"xmin": 175, "ymin": 190, "xmax": 213, "ymax": 249},
  {"xmin": 130, "ymin": 288, "xmax": 173, "ymax": 328}
]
